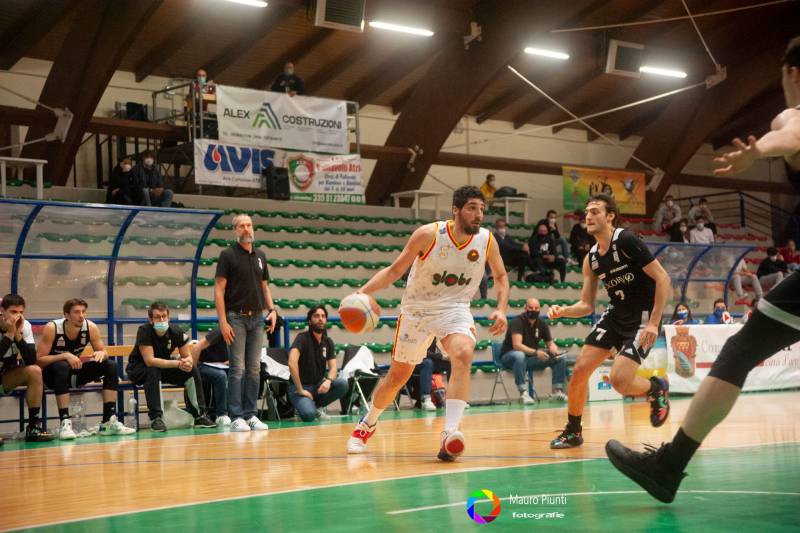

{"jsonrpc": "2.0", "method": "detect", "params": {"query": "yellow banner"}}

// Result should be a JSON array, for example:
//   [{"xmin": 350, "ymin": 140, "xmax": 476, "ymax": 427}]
[{"xmin": 563, "ymin": 166, "xmax": 646, "ymax": 215}]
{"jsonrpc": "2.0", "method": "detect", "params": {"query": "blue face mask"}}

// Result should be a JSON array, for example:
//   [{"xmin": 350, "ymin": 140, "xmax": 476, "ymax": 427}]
[
  {"xmin": 153, "ymin": 321, "xmax": 169, "ymax": 333},
  {"xmin": 677, "ymin": 310, "xmax": 689, "ymax": 319},
  {"xmin": 714, "ymin": 308, "xmax": 725, "ymax": 318}
]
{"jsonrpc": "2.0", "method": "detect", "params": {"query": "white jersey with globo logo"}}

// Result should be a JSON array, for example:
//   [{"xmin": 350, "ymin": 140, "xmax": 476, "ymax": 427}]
[{"xmin": 401, "ymin": 221, "xmax": 492, "ymax": 313}]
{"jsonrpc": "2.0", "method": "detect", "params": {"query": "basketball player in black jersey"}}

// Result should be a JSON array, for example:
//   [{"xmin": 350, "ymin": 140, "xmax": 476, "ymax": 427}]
[
  {"xmin": 548, "ymin": 193, "xmax": 672, "ymax": 449},
  {"xmin": 606, "ymin": 36, "xmax": 800, "ymax": 503},
  {"xmin": 37, "ymin": 298, "xmax": 134, "ymax": 438}
]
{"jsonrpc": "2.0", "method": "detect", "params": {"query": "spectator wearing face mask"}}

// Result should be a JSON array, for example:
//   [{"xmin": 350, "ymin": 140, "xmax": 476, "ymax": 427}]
[
  {"xmin": 537, "ymin": 210, "xmax": 571, "ymax": 263},
  {"xmin": 756, "ymin": 246, "xmax": 789, "ymax": 292},
  {"xmin": 528, "ymin": 222, "xmax": 566, "ymax": 283},
  {"xmin": 779, "ymin": 239, "xmax": 800, "ymax": 271},
  {"xmin": 480, "ymin": 174, "xmax": 497, "ymax": 201},
  {"xmin": 191, "ymin": 68, "xmax": 215, "ymax": 109},
  {"xmin": 670, "ymin": 218, "xmax": 691, "ymax": 243},
  {"xmin": 689, "ymin": 216, "xmax": 715, "ymax": 244},
  {"xmin": 669, "ymin": 302, "xmax": 698, "ymax": 325},
  {"xmin": 569, "ymin": 210, "xmax": 593, "ymax": 265},
  {"xmin": 493, "ymin": 218, "xmax": 535, "ymax": 281},
  {"xmin": 687, "ymin": 198, "xmax": 717, "ymax": 234},
  {"xmin": 731, "ymin": 259, "xmax": 763, "ymax": 305},
  {"xmin": 655, "ymin": 195, "xmax": 682, "ymax": 233},
  {"xmin": 705, "ymin": 298, "xmax": 733, "ymax": 325},
  {"xmin": 107, "ymin": 156, "xmax": 144, "ymax": 206},
  {"xmin": 271, "ymin": 61, "xmax": 305, "ymax": 96},
  {"xmin": 133, "ymin": 150, "xmax": 173, "ymax": 208}
]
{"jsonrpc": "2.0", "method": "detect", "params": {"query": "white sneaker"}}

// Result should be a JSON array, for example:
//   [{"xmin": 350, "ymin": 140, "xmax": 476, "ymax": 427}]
[
  {"xmin": 520, "ymin": 391, "xmax": 536, "ymax": 405},
  {"xmin": 58, "ymin": 418, "xmax": 76, "ymax": 440},
  {"xmin": 316, "ymin": 408, "xmax": 331, "ymax": 420},
  {"xmin": 231, "ymin": 418, "xmax": 251, "ymax": 432},
  {"xmin": 347, "ymin": 418, "xmax": 376, "ymax": 454},
  {"xmin": 216, "ymin": 415, "xmax": 232, "ymax": 427},
  {"xmin": 246, "ymin": 416, "xmax": 268, "ymax": 431},
  {"xmin": 99, "ymin": 415, "xmax": 136, "ymax": 436},
  {"xmin": 422, "ymin": 398, "xmax": 437, "ymax": 411},
  {"xmin": 549, "ymin": 391, "xmax": 567, "ymax": 402},
  {"xmin": 438, "ymin": 429, "xmax": 465, "ymax": 461}
]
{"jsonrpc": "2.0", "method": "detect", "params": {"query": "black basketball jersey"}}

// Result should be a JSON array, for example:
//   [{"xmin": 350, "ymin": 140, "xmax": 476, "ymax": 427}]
[
  {"xmin": 588, "ymin": 228, "xmax": 656, "ymax": 318},
  {"xmin": 49, "ymin": 318, "xmax": 91, "ymax": 356}
]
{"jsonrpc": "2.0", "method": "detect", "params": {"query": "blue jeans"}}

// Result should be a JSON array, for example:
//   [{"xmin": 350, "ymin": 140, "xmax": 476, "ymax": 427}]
[
  {"xmin": 500, "ymin": 350, "xmax": 566, "ymax": 391},
  {"xmin": 288, "ymin": 378, "xmax": 348, "ymax": 422},
  {"xmin": 143, "ymin": 187, "xmax": 173, "ymax": 207},
  {"xmin": 199, "ymin": 363, "xmax": 228, "ymax": 417},
  {"xmin": 556, "ymin": 236, "xmax": 570, "ymax": 259},
  {"xmin": 226, "ymin": 313, "xmax": 264, "ymax": 419}
]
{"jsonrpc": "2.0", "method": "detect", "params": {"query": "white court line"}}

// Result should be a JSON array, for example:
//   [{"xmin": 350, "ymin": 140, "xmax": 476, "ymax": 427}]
[{"xmin": 387, "ymin": 489, "xmax": 800, "ymax": 515}]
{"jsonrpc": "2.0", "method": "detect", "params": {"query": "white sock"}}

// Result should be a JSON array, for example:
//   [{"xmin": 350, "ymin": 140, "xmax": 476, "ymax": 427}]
[
  {"xmin": 364, "ymin": 405, "xmax": 384, "ymax": 426},
  {"xmin": 444, "ymin": 399, "xmax": 467, "ymax": 432}
]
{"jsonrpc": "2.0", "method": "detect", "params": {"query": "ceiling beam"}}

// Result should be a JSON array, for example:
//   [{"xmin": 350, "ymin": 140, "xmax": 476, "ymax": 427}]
[
  {"xmin": 247, "ymin": 29, "xmax": 334, "ymax": 89},
  {"xmin": 617, "ymin": 103, "xmax": 667, "ymax": 141},
  {"xmin": 710, "ymin": 88, "xmax": 784, "ymax": 149},
  {"xmin": 303, "ymin": 41, "xmax": 366, "ymax": 94},
  {"xmin": 20, "ymin": 0, "xmax": 162, "ymax": 185},
  {"xmin": 391, "ymin": 88, "xmax": 414, "ymax": 115},
  {"xmin": 133, "ymin": 5, "xmax": 197, "ymax": 82},
  {"xmin": 475, "ymin": 84, "xmax": 531, "ymax": 124},
  {"xmin": 511, "ymin": 68, "xmax": 599, "ymax": 130},
  {"xmin": 203, "ymin": 6, "xmax": 296, "ymax": 81},
  {"xmin": 0, "ymin": 0, "xmax": 75, "ymax": 70}
]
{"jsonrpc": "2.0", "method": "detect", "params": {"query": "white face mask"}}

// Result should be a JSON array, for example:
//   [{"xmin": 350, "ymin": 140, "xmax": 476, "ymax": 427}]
[
  {"xmin": 680, "ymin": 225, "xmax": 687, "ymax": 232},
  {"xmin": 548, "ymin": 218, "xmax": 557, "ymax": 225},
  {"xmin": 580, "ymin": 222, "xmax": 587, "ymax": 229},
  {"xmin": 769, "ymin": 255, "xmax": 778, "ymax": 261},
  {"xmin": 696, "ymin": 223, "xmax": 705, "ymax": 230},
  {"xmin": 121, "ymin": 164, "xmax": 132, "ymax": 172},
  {"xmin": 496, "ymin": 228, "xmax": 507, "ymax": 237},
  {"xmin": 285, "ymin": 68, "xmax": 294, "ymax": 76},
  {"xmin": 666, "ymin": 201, "xmax": 674, "ymax": 208},
  {"xmin": 143, "ymin": 158, "xmax": 154, "ymax": 166}
]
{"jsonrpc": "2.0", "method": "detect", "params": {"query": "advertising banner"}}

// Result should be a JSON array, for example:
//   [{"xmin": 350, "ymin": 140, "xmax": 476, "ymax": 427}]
[
  {"xmin": 563, "ymin": 165, "xmax": 646, "ymax": 215},
  {"xmin": 194, "ymin": 139, "xmax": 285, "ymax": 189},
  {"xmin": 285, "ymin": 152, "xmax": 364, "ymax": 204}
]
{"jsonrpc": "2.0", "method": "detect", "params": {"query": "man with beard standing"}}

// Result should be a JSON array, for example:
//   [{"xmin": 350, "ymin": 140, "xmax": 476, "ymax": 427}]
[{"xmin": 215, "ymin": 214, "xmax": 277, "ymax": 432}]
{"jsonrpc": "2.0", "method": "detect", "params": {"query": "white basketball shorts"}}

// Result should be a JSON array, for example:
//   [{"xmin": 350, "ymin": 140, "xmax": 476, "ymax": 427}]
[{"xmin": 391, "ymin": 306, "xmax": 477, "ymax": 365}]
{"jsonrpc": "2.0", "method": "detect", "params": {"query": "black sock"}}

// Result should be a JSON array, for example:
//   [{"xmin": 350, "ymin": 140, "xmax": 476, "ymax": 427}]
[
  {"xmin": 568, "ymin": 414, "xmax": 582, "ymax": 432},
  {"xmin": 28, "ymin": 407, "xmax": 41, "ymax": 427},
  {"xmin": 59, "ymin": 408, "xmax": 70, "ymax": 421},
  {"xmin": 102, "ymin": 402, "xmax": 116, "ymax": 423},
  {"xmin": 665, "ymin": 428, "xmax": 700, "ymax": 473}
]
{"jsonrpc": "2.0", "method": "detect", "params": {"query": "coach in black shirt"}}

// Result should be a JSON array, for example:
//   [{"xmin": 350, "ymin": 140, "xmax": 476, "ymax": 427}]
[
  {"xmin": 499, "ymin": 298, "xmax": 567, "ymax": 403},
  {"xmin": 215, "ymin": 214, "xmax": 276, "ymax": 433},
  {"xmin": 126, "ymin": 302, "xmax": 215, "ymax": 432},
  {"xmin": 287, "ymin": 306, "xmax": 347, "ymax": 422}
]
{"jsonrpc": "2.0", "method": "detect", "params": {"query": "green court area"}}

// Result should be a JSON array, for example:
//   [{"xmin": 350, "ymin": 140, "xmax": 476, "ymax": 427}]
[{"xmin": 18, "ymin": 442, "xmax": 799, "ymax": 532}]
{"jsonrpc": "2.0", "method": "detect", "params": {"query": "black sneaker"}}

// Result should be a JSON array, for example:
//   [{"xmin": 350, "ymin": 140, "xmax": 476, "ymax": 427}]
[
  {"xmin": 648, "ymin": 377, "xmax": 670, "ymax": 427},
  {"xmin": 605, "ymin": 439, "xmax": 686, "ymax": 503},
  {"xmin": 550, "ymin": 425, "xmax": 583, "ymax": 449},
  {"xmin": 25, "ymin": 424, "xmax": 55, "ymax": 442},
  {"xmin": 194, "ymin": 414, "xmax": 216, "ymax": 428},
  {"xmin": 150, "ymin": 417, "xmax": 167, "ymax": 432}
]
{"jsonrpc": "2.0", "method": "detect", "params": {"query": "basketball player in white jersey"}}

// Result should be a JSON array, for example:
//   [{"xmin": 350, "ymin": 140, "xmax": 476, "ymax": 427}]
[{"xmin": 346, "ymin": 186, "xmax": 509, "ymax": 461}]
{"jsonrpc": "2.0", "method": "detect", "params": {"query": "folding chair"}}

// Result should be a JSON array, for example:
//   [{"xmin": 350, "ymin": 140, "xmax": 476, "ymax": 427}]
[
  {"xmin": 260, "ymin": 347, "xmax": 291, "ymax": 420},
  {"xmin": 489, "ymin": 341, "xmax": 512, "ymax": 405}
]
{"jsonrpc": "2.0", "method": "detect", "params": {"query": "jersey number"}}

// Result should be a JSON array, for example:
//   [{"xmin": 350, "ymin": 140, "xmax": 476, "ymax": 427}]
[
  {"xmin": 615, "ymin": 289, "xmax": 625, "ymax": 301},
  {"xmin": 593, "ymin": 327, "xmax": 607, "ymax": 340}
]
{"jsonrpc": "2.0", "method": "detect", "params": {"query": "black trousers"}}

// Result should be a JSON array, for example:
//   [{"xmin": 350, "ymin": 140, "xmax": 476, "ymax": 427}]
[
  {"xmin": 43, "ymin": 360, "xmax": 118, "ymax": 395},
  {"xmin": 127, "ymin": 363, "xmax": 206, "ymax": 420}
]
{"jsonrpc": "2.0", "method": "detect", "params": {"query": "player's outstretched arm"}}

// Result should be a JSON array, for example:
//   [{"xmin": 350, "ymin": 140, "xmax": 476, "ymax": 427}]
[
  {"xmin": 357, "ymin": 224, "xmax": 435, "ymax": 296},
  {"xmin": 548, "ymin": 255, "xmax": 595, "ymax": 319},
  {"xmin": 486, "ymin": 234, "xmax": 508, "ymax": 335},
  {"xmin": 713, "ymin": 111, "xmax": 800, "ymax": 176}
]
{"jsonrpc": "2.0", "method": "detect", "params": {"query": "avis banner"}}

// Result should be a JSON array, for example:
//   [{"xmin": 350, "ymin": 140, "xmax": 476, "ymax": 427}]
[
  {"xmin": 285, "ymin": 152, "xmax": 364, "ymax": 204},
  {"xmin": 664, "ymin": 324, "xmax": 800, "ymax": 393},
  {"xmin": 562, "ymin": 165, "xmax": 646, "ymax": 215},
  {"xmin": 216, "ymin": 85, "xmax": 349, "ymax": 154},
  {"xmin": 194, "ymin": 139, "xmax": 285, "ymax": 189}
]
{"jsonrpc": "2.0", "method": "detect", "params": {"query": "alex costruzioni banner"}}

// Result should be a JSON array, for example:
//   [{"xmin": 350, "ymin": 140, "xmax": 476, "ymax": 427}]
[{"xmin": 216, "ymin": 85, "xmax": 349, "ymax": 154}]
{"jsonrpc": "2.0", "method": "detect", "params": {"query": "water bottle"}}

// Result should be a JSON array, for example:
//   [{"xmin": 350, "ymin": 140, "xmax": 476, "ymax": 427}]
[
  {"xmin": 70, "ymin": 397, "xmax": 85, "ymax": 433},
  {"xmin": 129, "ymin": 398, "xmax": 139, "ymax": 431}
]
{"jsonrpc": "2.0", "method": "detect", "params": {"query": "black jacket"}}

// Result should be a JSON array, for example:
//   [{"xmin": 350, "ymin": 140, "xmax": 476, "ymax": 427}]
[
  {"xmin": 107, "ymin": 166, "xmax": 144, "ymax": 204},
  {"xmin": 757, "ymin": 258, "xmax": 788, "ymax": 278},
  {"xmin": 528, "ymin": 233, "xmax": 558, "ymax": 258},
  {"xmin": 133, "ymin": 164, "xmax": 164, "ymax": 189}
]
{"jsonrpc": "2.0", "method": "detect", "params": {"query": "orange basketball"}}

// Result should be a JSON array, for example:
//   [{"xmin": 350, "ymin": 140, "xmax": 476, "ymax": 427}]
[{"xmin": 339, "ymin": 293, "xmax": 381, "ymax": 334}]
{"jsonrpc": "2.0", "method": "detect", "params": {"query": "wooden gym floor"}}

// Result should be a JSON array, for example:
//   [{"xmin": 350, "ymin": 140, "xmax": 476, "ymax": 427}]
[{"xmin": 1, "ymin": 391, "xmax": 799, "ymax": 532}]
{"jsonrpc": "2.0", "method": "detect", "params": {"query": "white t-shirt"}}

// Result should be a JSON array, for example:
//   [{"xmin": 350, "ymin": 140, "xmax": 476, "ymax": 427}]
[{"xmin": 689, "ymin": 227, "xmax": 714, "ymax": 244}]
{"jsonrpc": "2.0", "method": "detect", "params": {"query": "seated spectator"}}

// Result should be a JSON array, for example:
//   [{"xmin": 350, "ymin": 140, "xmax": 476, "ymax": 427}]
[
  {"xmin": 499, "ymin": 298, "xmax": 567, "ymax": 403},
  {"xmin": 655, "ymin": 195, "xmax": 682, "ymax": 233},
  {"xmin": 0, "ymin": 294, "xmax": 53, "ymax": 442},
  {"xmin": 731, "ymin": 259, "xmax": 763, "ymax": 305},
  {"xmin": 493, "ymin": 218, "xmax": 535, "ymax": 281},
  {"xmin": 757, "ymin": 246, "xmax": 788, "ymax": 292},
  {"xmin": 689, "ymin": 216, "xmax": 715, "ymax": 244},
  {"xmin": 705, "ymin": 298, "xmax": 733, "ymax": 325},
  {"xmin": 415, "ymin": 339, "xmax": 451, "ymax": 411},
  {"xmin": 568, "ymin": 211, "xmax": 593, "ymax": 265},
  {"xmin": 106, "ymin": 156, "xmax": 144, "ymax": 206},
  {"xmin": 480, "ymin": 174, "xmax": 497, "ymax": 201},
  {"xmin": 669, "ymin": 218, "xmax": 691, "ymax": 243},
  {"xmin": 191, "ymin": 328, "xmax": 231, "ymax": 427},
  {"xmin": 779, "ymin": 239, "xmax": 800, "ymax": 271},
  {"xmin": 537, "ymin": 210, "xmax": 571, "ymax": 263},
  {"xmin": 287, "ymin": 306, "xmax": 348, "ymax": 422},
  {"xmin": 125, "ymin": 302, "xmax": 215, "ymax": 432},
  {"xmin": 528, "ymin": 222, "xmax": 566, "ymax": 282},
  {"xmin": 36, "ymin": 298, "xmax": 134, "ymax": 439},
  {"xmin": 271, "ymin": 61, "xmax": 305, "ymax": 96},
  {"xmin": 669, "ymin": 302, "xmax": 699, "ymax": 325},
  {"xmin": 687, "ymin": 198, "xmax": 717, "ymax": 234},
  {"xmin": 135, "ymin": 150, "xmax": 173, "ymax": 207}
]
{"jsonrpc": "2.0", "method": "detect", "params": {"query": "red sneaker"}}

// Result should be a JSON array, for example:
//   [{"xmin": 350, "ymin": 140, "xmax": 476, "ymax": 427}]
[
  {"xmin": 437, "ymin": 429, "xmax": 465, "ymax": 461},
  {"xmin": 347, "ymin": 418, "xmax": 376, "ymax": 454}
]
